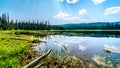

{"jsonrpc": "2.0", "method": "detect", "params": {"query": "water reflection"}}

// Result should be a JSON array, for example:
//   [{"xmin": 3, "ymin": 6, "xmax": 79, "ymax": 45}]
[
  {"xmin": 78, "ymin": 45, "xmax": 87, "ymax": 51},
  {"xmin": 35, "ymin": 35, "xmax": 120, "ymax": 67},
  {"xmin": 92, "ymin": 55, "xmax": 107, "ymax": 66},
  {"xmin": 103, "ymin": 44, "xmax": 120, "ymax": 53}
]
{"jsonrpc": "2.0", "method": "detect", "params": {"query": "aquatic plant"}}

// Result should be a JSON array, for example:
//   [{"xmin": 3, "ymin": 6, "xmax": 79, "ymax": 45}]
[{"xmin": 103, "ymin": 49, "xmax": 112, "ymax": 53}]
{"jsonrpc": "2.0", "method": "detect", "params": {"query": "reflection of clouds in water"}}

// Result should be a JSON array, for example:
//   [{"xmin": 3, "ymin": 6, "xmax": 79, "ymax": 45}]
[
  {"xmin": 92, "ymin": 55, "xmax": 107, "ymax": 66},
  {"xmin": 104, "ymin": 44, "xmax": 120, "ymax": 53},
  {"xmin": 57, "ymin": 42, "xmax": 69, "ymax": 47},
  {"xmin": 36, "ymin": 43, "xmax": 48, "ymax": 52},
  {"xmin": 38, "ymin": 35, "xmax": 120, "ymax": 67},
  {"xmin": 78, "ymin": 45, "xmax": 87, "ymax": 51},
  {"xmin": 64, "ymin": 39, "xmax": 81, "ymax": 44},
  {"xmin": 42, "ymin": 35, "xmax": 94, "ymax": 45},
  {"xmin": 64, "ymin": 37, "xmax": 92, "ymax": 43},
  {"xmin": 53, "ymin": 42, "xmax": 70, "ymax": 53}
]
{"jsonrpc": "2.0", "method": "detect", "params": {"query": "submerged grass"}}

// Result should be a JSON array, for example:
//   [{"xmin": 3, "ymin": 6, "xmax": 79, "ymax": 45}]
[
  {"xmin": 40, "ymin": 54, "xmax": 99, "ymax": 68},
  {"xmin": 0, "ymin": 33, "xmax": 39, "ymax": 68}
]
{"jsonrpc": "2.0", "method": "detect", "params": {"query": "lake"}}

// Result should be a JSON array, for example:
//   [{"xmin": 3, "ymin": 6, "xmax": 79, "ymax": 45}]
[{"xmin": 35, "ymin": 33, "xmax": 120, "ymax": 67}]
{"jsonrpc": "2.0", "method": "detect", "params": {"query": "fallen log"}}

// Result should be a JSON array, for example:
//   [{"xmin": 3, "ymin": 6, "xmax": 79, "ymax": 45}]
[
  {"xmin": 23, "ymin": 49, "xmax": 51, "ymax": 68},
  {"xmin": 10, "ymin": 38, "xmax": 29, "ymax": 41}
]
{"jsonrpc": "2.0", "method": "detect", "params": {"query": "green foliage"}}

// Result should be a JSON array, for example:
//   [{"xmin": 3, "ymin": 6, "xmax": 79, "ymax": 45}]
[
  {"xmin": 31, "ymin": 38, "xmax": 41, "ymax": 43},
  {"xmin": 103, "ymin": 49, "xmax": 112, "ymax": 53},
  {"xmin": 0, "ymin": 34, "xmax": 31, "ymax": 68},
  {"xmin": 0, "ymin": 13, "xmax": 52, "ymax": 30}
]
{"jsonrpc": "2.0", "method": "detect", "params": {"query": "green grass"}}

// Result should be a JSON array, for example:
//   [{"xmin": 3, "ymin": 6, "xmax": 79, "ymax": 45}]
[
  {"xmin": 0, "ymin": 33, "xmax": 34, "ymax": 68},
  {"xmin": 31, "ymin": 38, "xmax": 41, "ymax": 43},
  {"xmin": 1, "ymin": 29, "xmax": 120, "ymax": 33},
  {"xmin": 103, "ymin": 49, "xmax": 112, "ymax": 53},
  {"xmin": 1, "ymin": 29, "xmax": 120, "ymax": 38}
]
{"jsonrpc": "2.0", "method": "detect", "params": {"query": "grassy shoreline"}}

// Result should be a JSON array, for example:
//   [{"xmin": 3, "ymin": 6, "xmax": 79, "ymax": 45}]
[
  {"xmin": 0, "ymin": 33, "xmax": 41, "ymax": 68},
  {"xmin": 1, "ymin": 29, "xmax": 120, "ymax": 37},
  {"xmin": 1, "ymin": 29, "xmax": 120, "ymax": 33}
]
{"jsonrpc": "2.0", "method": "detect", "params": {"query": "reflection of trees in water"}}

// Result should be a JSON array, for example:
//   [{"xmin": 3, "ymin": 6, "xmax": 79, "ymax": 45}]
[{"xmin": 53, "ymin": 31, "xmax": 120, "ymax": 38}]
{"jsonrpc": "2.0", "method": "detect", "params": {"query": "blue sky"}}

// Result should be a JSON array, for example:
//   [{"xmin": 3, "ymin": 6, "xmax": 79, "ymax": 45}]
[{"xmin": 0, "ymin": 0, "xmax": 120, "ymax": 24}]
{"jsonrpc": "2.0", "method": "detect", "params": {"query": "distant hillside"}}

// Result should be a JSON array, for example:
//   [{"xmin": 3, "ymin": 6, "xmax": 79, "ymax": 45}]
[{"xmin": 57, "ymin": 21, "xmax": 120, "ymax": 30}]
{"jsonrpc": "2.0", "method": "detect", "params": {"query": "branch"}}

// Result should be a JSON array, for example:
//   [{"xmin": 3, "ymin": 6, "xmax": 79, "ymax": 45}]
[{"xmin": 23, "ymin": 49, "xmax": 51, "ymax": 68}]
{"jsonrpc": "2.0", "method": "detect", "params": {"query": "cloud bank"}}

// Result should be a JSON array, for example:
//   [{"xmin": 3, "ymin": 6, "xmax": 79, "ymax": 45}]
[
  {"xmin": 58, "ymin": 0, "xmax": 79, "ymax": 4},
  {"xmin": 54, "ymin": 11, "xmax": 90, "ymax": 23},
  {"xmin": 66, "ymin": 0, "xmax": 79, "ymax": 4},
  {"xmin": 104, "ymin": 6, "xmax": 120, "ymax": 15},
  {"xmin": 92, "ymin": 0, "xmax": 106, "ymax": 5}
]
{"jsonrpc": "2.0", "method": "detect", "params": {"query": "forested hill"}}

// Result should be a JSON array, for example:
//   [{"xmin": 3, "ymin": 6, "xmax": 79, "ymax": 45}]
[{"xmin": 59, "ymin": 22, "xmax": 120, "ymax": 30}]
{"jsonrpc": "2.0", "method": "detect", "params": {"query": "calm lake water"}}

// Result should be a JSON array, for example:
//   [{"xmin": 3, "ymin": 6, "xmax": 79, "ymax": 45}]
[{"xmin": 35, "ymin": 34, "xmax": 120, "ymax": 67}]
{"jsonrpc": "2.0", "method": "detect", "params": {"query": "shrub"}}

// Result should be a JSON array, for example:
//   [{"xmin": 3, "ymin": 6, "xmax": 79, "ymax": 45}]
[{"xmin": 31, "ymin": 38, "xmax": 41, "ymax": 43}]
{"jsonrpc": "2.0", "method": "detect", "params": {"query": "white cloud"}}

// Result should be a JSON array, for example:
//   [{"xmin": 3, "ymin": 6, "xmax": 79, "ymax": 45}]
[
  {"xmin": 58, "ymin": 0, "xmax": 79, "ymax": 4},
  {"xmin": 54, "ymin": 11, "xmax": 91, "ymax": 22},
  {"xmin": 66, "ymin": 0, "xmax": 79, "ymax": 4},
  {"xmin": 54, "ymin": 11, "xmax": 69, "ymax": 19},
  {"xmin": 104, "ymin": 6, "xmax": 120, "ymax": 15},
  {"xmin": 54, "ymin": 11, "xmax": 79, "ymax": 21},
  {"xmin": 79, "ymin": 9, "xmax": 88, "ymax": 15},
  {"xmin": 92, "ymin": 0, "xmax": 106, "ymax": 5}
]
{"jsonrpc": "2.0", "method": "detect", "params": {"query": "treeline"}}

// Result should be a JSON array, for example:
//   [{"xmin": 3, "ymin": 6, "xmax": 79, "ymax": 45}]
[
  {"xmin": 0, "ymin": 13, "xmax": 61, "ymax": 30},
  {"xmin": 62, "ymin": 22, "xmax": 120, "ymax": 30},
  {"xmin": 1, "ymin": 13, "xmax": 120, "ymax": 30}
]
